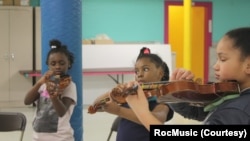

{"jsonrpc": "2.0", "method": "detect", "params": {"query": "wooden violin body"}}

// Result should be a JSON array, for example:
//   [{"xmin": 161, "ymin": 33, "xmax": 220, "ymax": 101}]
[
  {"xmin": 88, "ymin": 80, "xmax": 240, "ymax": 114},
  {"xmin": 111, "ymin": 81, "xmax": 240, "ymax": 104},
  {"xmin": 154, "ymin": 81, "xmax": 240, "ymax": 104}
]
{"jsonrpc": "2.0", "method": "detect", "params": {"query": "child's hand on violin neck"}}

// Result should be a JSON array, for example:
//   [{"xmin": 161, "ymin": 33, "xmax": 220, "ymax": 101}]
[
  {"xmin": 44, "ymin": 71, "xmax": 71, "ymax": 99},
  {"xmin": 46, "ymin": 81, "xmax": 63, "ymax": 98},
  {"xmin": 43, "ymin": 70, "xmax": 55, "ymax": 82},
  {"xmin": 170, "ymin": 68, "xmax": 194, "ymax": 81}
]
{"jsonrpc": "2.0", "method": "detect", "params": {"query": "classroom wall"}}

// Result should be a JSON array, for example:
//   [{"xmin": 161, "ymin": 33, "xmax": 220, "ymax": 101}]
[
  {"xmin": 82, "ymin": 0, "xmax": 250, "ymax": 43},
  {"xmin": 81, "ymin": 0, "xmax": 250, "ymax": 124},
  {"xmin": 82, "ymin": 0, "xmax": 164, "ymax": 42},
  {"xmin": 211, "ymin": 0, "xmax": 250, "ymax": 41}
]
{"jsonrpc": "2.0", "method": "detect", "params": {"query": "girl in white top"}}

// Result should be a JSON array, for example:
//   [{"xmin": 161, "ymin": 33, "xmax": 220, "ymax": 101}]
[{"xmin": 24, "ymin": 39, "xmax": 77, "ymax": 141}]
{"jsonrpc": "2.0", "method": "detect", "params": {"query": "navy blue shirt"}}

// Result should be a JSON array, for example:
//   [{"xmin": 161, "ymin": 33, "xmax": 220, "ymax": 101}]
[
  {"xmin": 169, "ymin": 102, "xmax": 209, "ymax": 121},
  {"xmin": 116, "ymin": 99, "xmax": 173, "ymax": 141},
  {"xmin": 205, "ymin": 88, "xmax": 250, "ymax": 124}
]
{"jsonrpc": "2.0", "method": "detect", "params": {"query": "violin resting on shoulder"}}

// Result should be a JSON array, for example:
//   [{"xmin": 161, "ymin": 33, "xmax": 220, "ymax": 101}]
[{"xmin": 88, "ymin": 80, "xmax": 240, "ymax": 114}]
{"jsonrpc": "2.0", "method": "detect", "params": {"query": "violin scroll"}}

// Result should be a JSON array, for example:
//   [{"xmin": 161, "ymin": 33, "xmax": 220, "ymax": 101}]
[
  {"xmin": 58, "ymin": 74, "xmax": 71, "ymax": 89},
  {"xmin": 88, "ymin": 97, "xmax": 110, "ymax": 114}
]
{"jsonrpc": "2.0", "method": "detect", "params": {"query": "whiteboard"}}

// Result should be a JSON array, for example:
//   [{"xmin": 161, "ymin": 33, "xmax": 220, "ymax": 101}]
[{"xmin": 82, "ymin": 44, "xmax": 172, "ymax": 74}]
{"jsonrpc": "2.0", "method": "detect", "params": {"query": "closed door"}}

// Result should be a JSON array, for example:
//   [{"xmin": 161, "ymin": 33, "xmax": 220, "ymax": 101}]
[
  {"xmin": 9, "ymin": 7, "xmax": 33, "ymax": 101},
  {"xmin": 0, "ymin": 8, "xmax": 10, "ymax": 101},
  {"xmin": 0, "ymin": 7, "xmax": 33, "ymax": 102}
]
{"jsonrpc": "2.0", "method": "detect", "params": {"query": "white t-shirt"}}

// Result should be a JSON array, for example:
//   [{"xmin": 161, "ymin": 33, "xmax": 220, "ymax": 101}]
[{"xmin": 32, "ymin": 82, "xmax": 77, "ymax": 141}]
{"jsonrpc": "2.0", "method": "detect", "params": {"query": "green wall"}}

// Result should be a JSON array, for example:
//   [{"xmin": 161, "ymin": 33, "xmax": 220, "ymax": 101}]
[
  {"xmin": 82, "ymin": 0, "xmax": 250, "ymax": 43},
  {"xmin": 212, "ymin": 0, "xmax": 250, "ymax": 41},
  {"xmin": 82, "ymin": 0, "xmax": 164, "ymax": 42}
]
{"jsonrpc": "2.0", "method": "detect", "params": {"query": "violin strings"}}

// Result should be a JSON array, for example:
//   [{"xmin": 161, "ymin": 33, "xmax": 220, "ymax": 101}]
[{"xmin": 140, "ymin": 81, "xmax": 169, "ymax": 90}]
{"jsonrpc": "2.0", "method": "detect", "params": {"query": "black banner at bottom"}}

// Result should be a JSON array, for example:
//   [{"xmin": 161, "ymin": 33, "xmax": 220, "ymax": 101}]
[{"xmin": 150, "ymin": 125, "xmax": 250, "ymax": 140}]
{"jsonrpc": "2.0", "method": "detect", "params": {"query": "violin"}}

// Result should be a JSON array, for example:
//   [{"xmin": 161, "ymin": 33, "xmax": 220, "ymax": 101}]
[
  {"xmin": 45, "ymin": 74, "xmax": 72, "ymax": 98},
  {"xmin": 88, "ymin": 97, "xmax": 111, "ymax": 114},
  {"xmin": 47, "ymin": 74, "xmax": 71, "ymax": 89},
  {"xmin": 88, "ymin": 80, "xmax": 240, "ymax": 114}
]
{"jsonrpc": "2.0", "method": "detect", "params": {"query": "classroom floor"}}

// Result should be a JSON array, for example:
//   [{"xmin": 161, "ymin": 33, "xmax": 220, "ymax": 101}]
[
  {"xmin": 0, "ymin": 106, "xmax": 117, "ymax": 141},
  {"xmin": 0, "ymin": 105, "xmax": 201, "ymax": 141}
]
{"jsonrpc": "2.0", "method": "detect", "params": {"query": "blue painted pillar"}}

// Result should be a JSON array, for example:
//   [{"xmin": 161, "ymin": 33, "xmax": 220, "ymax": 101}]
[{"xmin": 40, "ymin": 0, "xmax": 83, "ymax": 141}]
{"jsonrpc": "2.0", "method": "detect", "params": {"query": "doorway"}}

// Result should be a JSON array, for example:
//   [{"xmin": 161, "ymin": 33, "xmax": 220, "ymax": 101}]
[{"xmin": 164, "ymin": 1, "xmax": 212, "ymax": 83}]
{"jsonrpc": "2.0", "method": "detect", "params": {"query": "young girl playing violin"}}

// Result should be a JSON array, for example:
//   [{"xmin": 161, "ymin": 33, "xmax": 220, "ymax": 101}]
[
  {"xmin": 90, "ymin": 47, "xmax": 194, "ymax": 141},
  {"xmin": 24, "ymin": 39, "xmax": 77, "ymax": 141},
  {"xmin": 126, "ymin": 27, "xmax": 250, "ymax": 130}
]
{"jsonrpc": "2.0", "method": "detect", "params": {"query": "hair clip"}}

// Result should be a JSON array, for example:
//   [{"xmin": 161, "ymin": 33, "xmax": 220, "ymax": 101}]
[
  {"xmin": 51, "ymin": 45, "xmax": 57, "ymax": 49},
  {"xmin": 143, "ymin": 48, "xmax": 150, "ymax": 54}
]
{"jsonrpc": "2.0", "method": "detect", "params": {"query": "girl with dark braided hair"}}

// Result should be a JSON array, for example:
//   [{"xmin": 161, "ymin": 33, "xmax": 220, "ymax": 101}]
[
  {"xmin": 136, "ymin": 47, "xmax": 209, "ymax": 122},
  {"xmin": 136, "ymin": 47, "xmax": 170, "ymax": 81},
  {"xmin": 24, "ymin": 39, "xmax": 77, "ymax": 141},
  {"xmin": 91, "ymin": 47, "xmax": 194, "ymax": 141}
]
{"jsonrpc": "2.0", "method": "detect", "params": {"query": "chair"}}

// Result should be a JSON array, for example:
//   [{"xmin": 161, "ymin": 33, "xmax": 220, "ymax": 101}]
[
  {"xmin": 107, "ymin": 116, "xmax": 122, "ymax": 141},
  {"xmin": 0, "ymin": 112, "xmax": 27, "ymax": 141}
]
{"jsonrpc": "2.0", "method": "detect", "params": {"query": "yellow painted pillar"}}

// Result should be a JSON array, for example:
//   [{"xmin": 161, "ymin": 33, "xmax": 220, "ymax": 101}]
[{"xmin": 183, "ymin": 0, "xmax": 192, "ymax": 69}]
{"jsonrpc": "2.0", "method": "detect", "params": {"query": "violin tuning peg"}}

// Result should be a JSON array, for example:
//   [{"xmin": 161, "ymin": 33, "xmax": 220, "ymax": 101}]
[{"xmin": 195, "ymin": 78, "xmax": 202, "ymax": 84}]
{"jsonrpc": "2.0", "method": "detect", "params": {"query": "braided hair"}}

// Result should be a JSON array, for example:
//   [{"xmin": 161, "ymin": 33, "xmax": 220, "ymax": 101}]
[
  {"xmin": 46, "ymin": 39, "xmax": 74, "ymax": 69},
  {"xmin": 136, "ymin": 47, "xmax": 169, "ymax": 81}
]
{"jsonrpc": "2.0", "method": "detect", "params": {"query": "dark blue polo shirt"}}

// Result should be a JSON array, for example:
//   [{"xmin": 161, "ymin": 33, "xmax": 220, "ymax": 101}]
[{"xmin": 116, "ymin": 98, "xmax": 173, "ymax": 141}]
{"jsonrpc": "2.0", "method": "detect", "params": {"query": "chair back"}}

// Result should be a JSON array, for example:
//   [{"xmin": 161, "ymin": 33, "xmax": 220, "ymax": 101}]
[
  {"xmin": 107, "ymin": 116, "xmax": 122, "ymax": 141},
  {"xmin": 111, "ymin": 116, "xmax": 121, "ymax": 132},
  {"xmin": 0, "ymin": 112, "xmax": 26, "ymax": 141}
]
